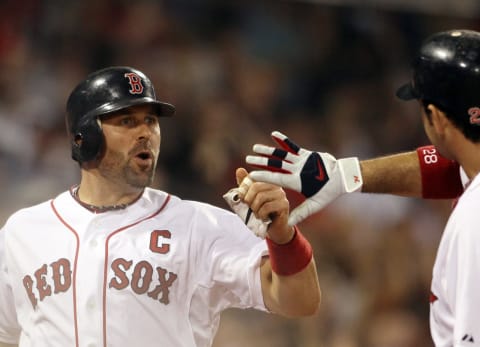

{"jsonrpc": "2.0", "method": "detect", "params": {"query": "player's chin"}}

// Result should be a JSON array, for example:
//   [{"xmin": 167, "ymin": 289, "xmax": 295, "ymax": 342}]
[
  {"xmin": 126, "ymin": 167, "xmax": 155, "ymax": 188},
  {"xmin": 128, "ymin": 175, "xmax": 155, "ymax": 189}
]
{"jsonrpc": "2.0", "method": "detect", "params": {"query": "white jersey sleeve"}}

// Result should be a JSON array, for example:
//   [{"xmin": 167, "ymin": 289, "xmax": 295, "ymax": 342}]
[
  {"xmin": 185, "ymin": 200, "xmax": 269, "ymax": 346},
  {"xmin": 190, "ymin": 203, "xmax": 268, "ymax": 309},
  {"xmin": 0, "ymin": 226, "xmax": 21, "ymax": 344},
  {"xmin": 430, "ymin": 175, "xmax": 480, "ymax": 347}
]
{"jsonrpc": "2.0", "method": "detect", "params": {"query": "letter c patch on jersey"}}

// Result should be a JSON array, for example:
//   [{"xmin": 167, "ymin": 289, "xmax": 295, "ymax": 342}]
[
  {"xmin": 124, "ymin": 72, "xmax": 144, "ymax": 94},
  {"xmin": 150, "ymin": 230, "xmax": 171, "ymax": 254}
]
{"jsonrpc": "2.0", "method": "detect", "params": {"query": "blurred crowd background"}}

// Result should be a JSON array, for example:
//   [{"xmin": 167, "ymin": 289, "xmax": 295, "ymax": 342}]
[{"xmin": 1, "ymin": 1, "xmax": 479, "ymax": 346}]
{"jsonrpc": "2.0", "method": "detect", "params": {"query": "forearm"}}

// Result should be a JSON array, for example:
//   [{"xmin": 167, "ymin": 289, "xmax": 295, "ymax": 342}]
[
  {"xmin": 261, "ymin": 228, "xmax": 321, "ymax": 317},
  {"xmin": 360, "ymin": 151, "xmax": 422, "ymax": 197},
  {"xmin": 0, "ymin": 342, "xmax": 18, "ymax": 347},
  {"xmin": 360, "ymin": 147, "xmax": 462, "ymax": 199},
  {"xmin": 262, "ymin": 257, "xmax": 320, "ymax": 317}
]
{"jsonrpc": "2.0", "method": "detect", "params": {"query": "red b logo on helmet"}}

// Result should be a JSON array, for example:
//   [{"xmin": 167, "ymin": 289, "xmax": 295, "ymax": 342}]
[{"xmin": 124, "ymin": 72, "xmax": 144, "ymax": 94}]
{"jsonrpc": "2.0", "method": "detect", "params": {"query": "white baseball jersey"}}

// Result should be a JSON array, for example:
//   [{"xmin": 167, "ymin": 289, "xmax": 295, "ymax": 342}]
[
  {"xmin": 430, "ymin": 167, "xmax": 480, "ymax": 346},
  {"xmin": 0, "ymin": 187, "xmax": 268, "ymax": 347}
]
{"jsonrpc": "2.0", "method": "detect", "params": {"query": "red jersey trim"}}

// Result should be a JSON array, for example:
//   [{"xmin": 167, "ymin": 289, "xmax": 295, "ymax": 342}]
[
  {"xmin": 51, "ymin": 193, "xmax": 171, "ymax": 347},
  {"xmin": 102, "ymin": 194, "xmax": 171, "ymax": 347},
  {"xmin": 50, "ymin": 200, "xmax": 81, "ymax": 347}
]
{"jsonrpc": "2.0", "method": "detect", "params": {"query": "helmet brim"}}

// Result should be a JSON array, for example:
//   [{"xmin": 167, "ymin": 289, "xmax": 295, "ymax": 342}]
[
  {"xmin": 91, "ymin": 97, "xmax": 176, "ymax": 119},
  {"xmin": 396, "ymin": 82, "xmax": 419, "ymax": 101}
]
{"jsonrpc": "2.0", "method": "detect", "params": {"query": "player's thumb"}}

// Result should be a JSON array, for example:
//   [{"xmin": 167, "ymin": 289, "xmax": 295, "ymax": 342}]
[
  {"xmin": 287, "ymin": 203, "xmax": 312, "ymax": 226},
  {"xmin": 288, "ymin": 212, "xmax": 301, "ymax": 227},
  {"xmin": 235, "ymin": 167, "xmax": 249, "ymax": 186}
]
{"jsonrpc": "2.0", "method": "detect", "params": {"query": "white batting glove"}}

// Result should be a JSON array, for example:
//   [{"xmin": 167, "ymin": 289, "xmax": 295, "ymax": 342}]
[
  {"xmin": 245, "ymin": 131, "xmax": 363, "ymax": 226},
  {"xmin": 223, "ymin": 187, "xmax": 271, "ymax": 239}
]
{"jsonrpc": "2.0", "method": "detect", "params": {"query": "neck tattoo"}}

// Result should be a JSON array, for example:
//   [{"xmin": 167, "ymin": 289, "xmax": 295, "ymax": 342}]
[{"xmin": 70, "ymin": 185, "xmax": 141, "ymax": 213}]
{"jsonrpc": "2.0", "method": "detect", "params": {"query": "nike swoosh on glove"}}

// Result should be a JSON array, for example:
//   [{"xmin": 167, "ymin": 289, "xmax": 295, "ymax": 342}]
[{"xmin": 245, "ymin": 131, "xmax": 363, "ymax": 226}]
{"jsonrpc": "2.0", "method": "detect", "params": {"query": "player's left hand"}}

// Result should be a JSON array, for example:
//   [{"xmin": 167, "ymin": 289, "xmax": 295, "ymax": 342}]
[{"xmin": 233, "ymin": 168, "xmax": 294, "ymax": 244}]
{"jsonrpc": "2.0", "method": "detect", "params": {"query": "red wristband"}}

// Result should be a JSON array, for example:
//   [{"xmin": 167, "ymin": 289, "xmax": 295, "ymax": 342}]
[
  {"xmin": 266, "ymin": 226, "xmax": 313, "ymax": 276},
  {"xmin": 417, "ymin": 145, "xmax": 463, "ymax": 199}
]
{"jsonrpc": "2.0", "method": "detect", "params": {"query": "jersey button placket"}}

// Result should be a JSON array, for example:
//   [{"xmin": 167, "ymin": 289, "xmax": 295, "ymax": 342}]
[
  {"xmin": 86, "ymin": 297, "xmax": 96, "ymax": 311},
  {"xmin": 75, "ymin": 216, "xmax": 105, "ymax": 345}
]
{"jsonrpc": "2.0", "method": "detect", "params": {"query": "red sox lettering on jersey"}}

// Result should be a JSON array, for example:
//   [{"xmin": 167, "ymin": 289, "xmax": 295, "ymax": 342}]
[
  {"xmin": 109, "ymin": 258, "xmax": 177, "ymax": 304},
  {"xmin": 22, "ymin": 258, "xmax": 72, "ymax": 309},
  {"xmin": 22, "ymin": 229, "xmax": 178, "ymax": 310}
]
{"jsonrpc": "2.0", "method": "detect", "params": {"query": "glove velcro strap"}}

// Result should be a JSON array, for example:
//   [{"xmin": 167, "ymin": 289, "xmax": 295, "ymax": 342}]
[
  {"xmin": 266, "ymin": 226, "xmax": 313, "ymax": 276},
  {"xmin": 338, "ymin": 157, "xmax": 363, "ymax": 193}
]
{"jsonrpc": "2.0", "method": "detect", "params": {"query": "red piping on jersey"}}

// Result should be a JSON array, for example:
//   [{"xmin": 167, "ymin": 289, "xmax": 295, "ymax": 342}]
[
  {"xmin": 102, "ymin": 194, "xmax": 171, "ymax": 347},
  {"xmin": 51, "ymin": 200, "xmax": 81, "ymax": 347}
]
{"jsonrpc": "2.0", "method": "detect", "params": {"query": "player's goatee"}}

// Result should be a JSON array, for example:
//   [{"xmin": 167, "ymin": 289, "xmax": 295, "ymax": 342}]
[{"xmin": 125, "ymin": 161, "xmax": 157, "ymax": 188}]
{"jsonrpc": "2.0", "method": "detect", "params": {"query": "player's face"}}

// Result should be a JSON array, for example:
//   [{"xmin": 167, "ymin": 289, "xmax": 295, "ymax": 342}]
[{"xmin": 98, "ymin": 104, "xmax": 161, "ymax": 188}]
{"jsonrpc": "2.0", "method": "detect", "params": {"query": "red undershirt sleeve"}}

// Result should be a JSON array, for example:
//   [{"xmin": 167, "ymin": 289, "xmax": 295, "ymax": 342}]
[{"xmin": 417, "ymin": 145, "xmax": 463, "ymax": 199}]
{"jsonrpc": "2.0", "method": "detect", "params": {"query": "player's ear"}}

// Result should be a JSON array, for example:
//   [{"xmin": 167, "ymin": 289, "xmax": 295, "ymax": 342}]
[{"xmin": 430, "ymin": 106, "xmax": 450, "ymax": 135}]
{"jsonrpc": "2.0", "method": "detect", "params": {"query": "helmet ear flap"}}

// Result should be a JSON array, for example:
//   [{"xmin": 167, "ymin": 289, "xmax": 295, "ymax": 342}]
[{"xmin": 71, "ymin": 118, "xmax": 103, "ymax": 163}]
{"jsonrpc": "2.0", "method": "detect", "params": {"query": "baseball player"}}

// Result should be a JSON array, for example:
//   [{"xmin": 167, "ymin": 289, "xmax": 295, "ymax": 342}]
[
  {"xmin": 0, "ymin": 66, "xmax": 321, "ymax": 347},
  {"xmin": 246, "ymin": 29, "xmax": 480, "ymax": 346}
]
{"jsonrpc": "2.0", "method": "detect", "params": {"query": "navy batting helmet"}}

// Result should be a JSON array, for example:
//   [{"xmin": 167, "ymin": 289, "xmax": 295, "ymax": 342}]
[
  {"xmin": 396, "ymin": 30, "xmax": 480, "ymax": 126},
  {"xmin": 66, "ymin": 66, "xmax": 175, "ymax": 163}
]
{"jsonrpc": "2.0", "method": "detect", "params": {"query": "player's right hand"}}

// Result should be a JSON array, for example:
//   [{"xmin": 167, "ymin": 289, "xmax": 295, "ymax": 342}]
[{"xmin": 245, "ymin": 131, "xmax": 363, "ymax": 226}]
